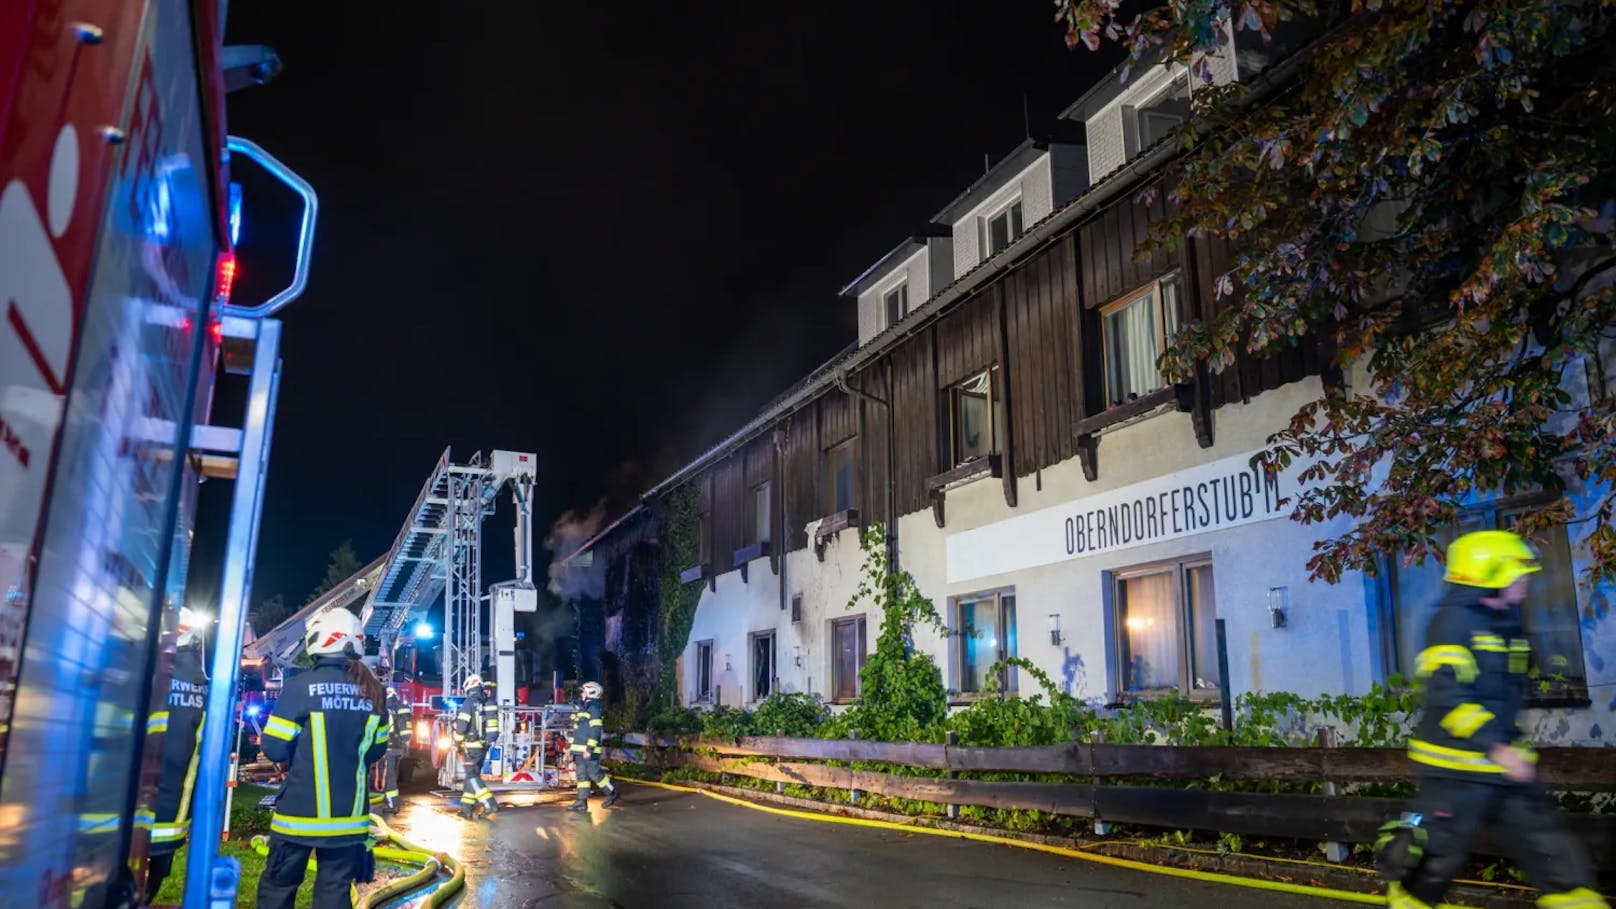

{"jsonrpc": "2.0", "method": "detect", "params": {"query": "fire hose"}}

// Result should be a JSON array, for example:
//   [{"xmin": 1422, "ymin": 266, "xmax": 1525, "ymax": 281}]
[{"xmin": 249, "ymin": 813, "xmax": 465, "ymax": 908}]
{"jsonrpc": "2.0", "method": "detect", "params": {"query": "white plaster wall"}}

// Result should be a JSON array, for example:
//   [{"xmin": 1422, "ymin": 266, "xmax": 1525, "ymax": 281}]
[
  {"xmin": 950, "ymin": 156, "xmax": 1054, "ymax": 279},
  {"xmin": 855, "ymin": 248, "xmax": 930, "ymax": 347}
]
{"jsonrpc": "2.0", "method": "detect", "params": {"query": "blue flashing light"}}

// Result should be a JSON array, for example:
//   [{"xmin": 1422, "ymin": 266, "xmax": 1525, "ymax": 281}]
[
  {"xmin": 228, "ymin": 181, "xmax": 242, "ymax": 246},
  {"xmin": 246, "ymin": 705, "xmax": 261, "ymax": 718},
  {"xmin": 413, "ymin": 622, "xmax": 434, "ymax": 640}
]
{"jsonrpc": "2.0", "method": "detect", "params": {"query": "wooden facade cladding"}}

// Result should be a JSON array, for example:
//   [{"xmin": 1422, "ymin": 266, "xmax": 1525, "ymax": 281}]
[{"xmin": 666, "ymin": 179, "xmax": 1331, "ymax": 577}]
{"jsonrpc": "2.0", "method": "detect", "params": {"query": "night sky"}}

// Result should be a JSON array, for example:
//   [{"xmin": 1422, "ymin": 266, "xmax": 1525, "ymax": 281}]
[{"xmin": 195, "ymin": 2, "xmax": 1117, "ymax": 612}]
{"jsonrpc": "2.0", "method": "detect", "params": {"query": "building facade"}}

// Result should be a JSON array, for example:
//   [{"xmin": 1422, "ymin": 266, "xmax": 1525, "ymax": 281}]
[{"xmin": 563, "ymin": 39, "xmax": 1616, "ymax": 745}]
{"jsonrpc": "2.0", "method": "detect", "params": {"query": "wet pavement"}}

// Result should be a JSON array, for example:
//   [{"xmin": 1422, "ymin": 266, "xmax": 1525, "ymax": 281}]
[{"xmin": 381, "ymin": 784, "xmax": 1356, "ymax": 908}]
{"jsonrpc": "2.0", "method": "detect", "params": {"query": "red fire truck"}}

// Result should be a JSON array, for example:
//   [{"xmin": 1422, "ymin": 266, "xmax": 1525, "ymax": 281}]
[{"xmin": 1, "ymin": 2, "xmax": 291, "ymax": 905}]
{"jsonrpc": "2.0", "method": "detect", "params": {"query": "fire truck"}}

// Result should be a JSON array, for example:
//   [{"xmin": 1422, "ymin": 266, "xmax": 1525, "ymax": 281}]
[{"xmin": 1, "ymin": 2, "xmax": 307, "ymax": 906}]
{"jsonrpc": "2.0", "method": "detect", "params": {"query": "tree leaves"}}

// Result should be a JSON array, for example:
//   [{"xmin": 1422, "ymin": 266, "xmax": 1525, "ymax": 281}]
[{"xmin": 1056, "ymin": 0, "xmax": 1616, "ymax": 585}]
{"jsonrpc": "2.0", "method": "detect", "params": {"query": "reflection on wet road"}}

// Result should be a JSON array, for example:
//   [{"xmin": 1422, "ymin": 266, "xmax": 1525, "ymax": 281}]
[{"xmin": 382, "ymin": 785, "xmax": 1354, "ymax": 908}]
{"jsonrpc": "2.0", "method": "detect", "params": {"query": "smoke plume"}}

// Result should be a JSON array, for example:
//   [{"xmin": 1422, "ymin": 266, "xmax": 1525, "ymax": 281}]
[{"xmin": 545, "ymin": 499, "xmax": 607, "ymax": 601}]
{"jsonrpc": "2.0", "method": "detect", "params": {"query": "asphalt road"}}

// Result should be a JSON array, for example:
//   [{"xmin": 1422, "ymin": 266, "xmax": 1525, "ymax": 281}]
[{"xmin": 381, "ymin": 784, "xmax": 1358, "ymax": 908}]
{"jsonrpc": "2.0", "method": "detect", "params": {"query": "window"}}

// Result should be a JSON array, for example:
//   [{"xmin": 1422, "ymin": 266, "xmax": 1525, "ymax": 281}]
[
  {"xmin": 1384, "ymin": 501, "xmax": 1588, "ymax": 703},
  {"xmin": 832, "ymin": 615, "xmax": 867, "ymax": 702},
  {"xmin": 750, "ymin": 630, "xmax": 776, "ymax": 701},
  {"xmin": 827, "ymin": 438, "xmax": 856, "ymax": 513},
  {"xmin": 955, "ymin": 591, "xmax": 1018, "ymax": 694},
  {"xmin": 1101, "ymin": 274, "xmax": 1185, "ymax": 407},
  {"xmin": 752, "ymin": 480, "xmax": 772, "ymax": 545},
  {"xmin": 884, "ymin": 283, "xmax": 909, "ymax": 327},
  {"xmin": 698, "ymin": 511, "xmax": 711, "ymax": 564},
  {"xmin": 948, "ymin": 371, "xmax": 995, "ymax": 466},
  {"xmin": 980, "ymin": 198, "xmax": 1025, "ymax": 257},
  {"xmin": 1113, "ymin": 560, "xmax": 1219, "ymax": 697},
  {"xmin": 695, "ymin": 639, "xmax": 714, "ymax": 703},
  {"xmin": 1127, "ymin": 76, "xmax": 1192, "ymax": 156}
]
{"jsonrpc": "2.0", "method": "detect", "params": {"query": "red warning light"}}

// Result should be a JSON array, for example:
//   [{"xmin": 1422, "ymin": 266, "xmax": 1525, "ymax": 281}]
[
  {"xmin": 214, "ymin": 252, "xmax": 238, "ymax": 304},
  {"xmin": 209, "ymin": 320, "xmax": 224, "ymax": 345}
]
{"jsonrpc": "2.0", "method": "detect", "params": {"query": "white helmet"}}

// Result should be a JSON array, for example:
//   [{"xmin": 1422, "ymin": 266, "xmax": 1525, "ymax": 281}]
[
  {"xmin": 177, "ymin": 607, "xmax": 209, "ymax": 649},
  {"xmin": 580, "ymin": 681, "xmax": 603, "ymax": 700},
  {"xmin": 304, "ymin": 609, "xmax": 363, "ymax": 657},
  {"xmin": 463, "ymin": 674, "xmax": 482, "ymax": 690}
]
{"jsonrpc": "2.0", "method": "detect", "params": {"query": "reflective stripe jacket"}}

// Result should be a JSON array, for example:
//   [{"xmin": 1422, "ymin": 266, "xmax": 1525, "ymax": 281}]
[
  {"xmin": 386, "ymin": 690, "xmax": 412, "ymax": 752},
  {"xmin": 570, "ymin": 699, "xmax": 604, "ymax": 759},
  {"xmin": 1408, "ymin": 588, "xmax": 1533, "ymax": 782},
  {"xmin": 147, "ymin": 649, "xmax": 208, "ymax": 853},
  {"xmin": 261, "ymin": 658, "xmax": 388, "ymax": 844},
  {"xmin": 452, "ymin": 687, "xmax": 500, "ymax": 749}
]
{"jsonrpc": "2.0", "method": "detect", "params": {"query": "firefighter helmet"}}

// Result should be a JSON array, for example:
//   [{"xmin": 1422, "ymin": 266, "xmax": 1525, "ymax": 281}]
[
  {"xmin": 177, "ymin": 607, "xmax": 209, "ymax": 649},
  {"xmin": 1444, "ymin": 530, "xmax": 1541, "ymax": 589},
  {"xmin": 581, "ymin": 681, "xmax": 603, "ymax": 700},
  {"xmin": 305, "ymin": 608, "xmax": 363, "ymax": 657},
  {"xmin": 464, "ymin": 674, "xmax": 482, "ymax": 690}
]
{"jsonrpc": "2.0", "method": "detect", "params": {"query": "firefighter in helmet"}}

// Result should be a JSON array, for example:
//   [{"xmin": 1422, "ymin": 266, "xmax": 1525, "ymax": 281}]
[
  {"xmin": 142, "ymin": 607, "xmax": 210, "ymax": 901},
  {"xmin": 377, "ymin": 682, "xmax": 412, "ymax": 814},
  {"xmin": 256, "ymin": 609, "xmax": 388, "ymax": 909},
  {"xmin": 567, "ymin": 681, "xmax": 618, "ymax": 811},
  {"xmin": 1376, "ymin": 530, "xmax": 1607, "ymax": 909},
  {"xmin": 452, "ymin": 673, "xmax": 500, "ymax": 819}
]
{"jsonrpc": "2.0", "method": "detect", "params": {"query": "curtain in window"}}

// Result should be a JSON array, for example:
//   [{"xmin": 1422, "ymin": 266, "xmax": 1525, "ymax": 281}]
[
  {"xmin": 1120, "ymin": 573, "xmax": 1178, "ymax": 692},
  {"xmin": 958, "ymin": 373, "xmax": 991, "ymax": 462},
  {"xmin": 1105, "ymin": 293, "xmax": 1159, "ymax": 403},
  {"xmin": 958, "ymin": 597, "xmax": 1001, "ymax": 692},
  {"xmin": 1186, "ymin": 565, "xmax": 1219, "ymax": 691},
  {"xmin": 752, "ymin": 635, "xmax": 773, "ymax": 700}
]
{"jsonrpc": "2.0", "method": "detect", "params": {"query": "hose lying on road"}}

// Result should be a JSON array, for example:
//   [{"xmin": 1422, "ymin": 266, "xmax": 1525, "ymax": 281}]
[{"xmin": 249, "ymin": 813, "xmax": 465, "ymax": 908}]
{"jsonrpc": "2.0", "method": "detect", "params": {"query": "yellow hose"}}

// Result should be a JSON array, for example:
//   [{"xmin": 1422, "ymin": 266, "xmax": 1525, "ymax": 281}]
[{"xmin": 248, "ymin": 815, "xmax": 466, "ymax": 908}]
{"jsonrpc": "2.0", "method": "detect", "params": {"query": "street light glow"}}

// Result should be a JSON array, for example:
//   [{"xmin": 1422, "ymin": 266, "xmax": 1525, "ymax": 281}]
[{"xmin": 413, "ymin": 622, "xmax": 434, "ymax": 640}]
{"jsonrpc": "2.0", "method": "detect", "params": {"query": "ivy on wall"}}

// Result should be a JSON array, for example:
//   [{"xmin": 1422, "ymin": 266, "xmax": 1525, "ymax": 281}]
[{"xmin": 655, "ymin": 482, "xmax": 703, "ymax": 706}]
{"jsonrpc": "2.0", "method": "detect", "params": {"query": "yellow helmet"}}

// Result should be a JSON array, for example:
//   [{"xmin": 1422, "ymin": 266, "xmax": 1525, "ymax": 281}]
[{"xmin": 1444, "ymin": 530, "xmax": 1541, "ymax": 589}]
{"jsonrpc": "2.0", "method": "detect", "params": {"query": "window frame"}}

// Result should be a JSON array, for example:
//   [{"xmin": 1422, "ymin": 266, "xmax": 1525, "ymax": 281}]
[
  {"xmin": 947, "ymin": 369, "xmax": 997, "ymax": 467},
  {"xmin": 1098, "ymin": 272, "xmax": 1185, "ymax": 409},
  {"xmin": 830, "ymin": 614, "xmax": 867, "ymax": 704},
  {"xmin": 952, "ymin": 588, "xmax": 1018, "ymax": 696},
  {"xmin": 749, "ymin": 629, "xmax": 777, "ymax": 703},
  {"xmin": 883, "ymin": 281, "xmax": 909, "ymax": 328},
  {"xmin": 1109, "ymin": 555, "xmax": 1220, "ymax": 701},
  {"xmin": 1378, "ymin": 495, "xmax": 1591, "ymax": 706},
  {"xmin": 826, "ymin": 437, "xmax": 857, "ymax": 514},
  {"xmin": 748, "ymin": 479, "xmax": 772, "ymax": 546},
  {"xmin": 979, "ymin": 195, "xmax": 1026, "ymax": 257},
  {"xmin": 694, "ymin": 639, "xmax": 715, "ymax": 704}
]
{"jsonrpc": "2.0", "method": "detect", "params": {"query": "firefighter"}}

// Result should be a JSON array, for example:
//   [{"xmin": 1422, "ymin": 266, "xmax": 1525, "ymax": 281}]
[
  {"xmin": 452, "ymin": 673, "xmax": 499, "ymax": 819},
  {"xmin": 142, "ymin": 607, "xmax": 210, "ymax": 902},
  {"xmin": 256, "ymin": 609, "xmax": 389, "ymax": 909},
  {"xmin": 567, "ymin": 681, "xmax": 618, "ymax": 812},
  {"xmin": 378, "ymin": 683, "xmax": 413, "ymax": 814},
  {"xmin": 1376, "ymin": 530, "xmax": 1608, "ymax": 909}
]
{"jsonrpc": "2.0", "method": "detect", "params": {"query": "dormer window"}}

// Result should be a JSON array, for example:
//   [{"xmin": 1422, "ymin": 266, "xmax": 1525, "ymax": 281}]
[
  {"xmin": 883, "ymin": 282, "xmax": 909, "ymax": 327},
  {"xmin": 979, "ymin": 197, "xmax": 1025, "ymax": 258},
  {"xmin": 1125, "ymin": 76, "xmax": 1192, "ymax": 158}
]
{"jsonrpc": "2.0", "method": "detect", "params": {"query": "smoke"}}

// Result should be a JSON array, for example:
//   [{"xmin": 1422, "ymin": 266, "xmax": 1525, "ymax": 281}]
[{"xmin": 545, "ymin": 498, "xmax": 607, "ymax": 601}]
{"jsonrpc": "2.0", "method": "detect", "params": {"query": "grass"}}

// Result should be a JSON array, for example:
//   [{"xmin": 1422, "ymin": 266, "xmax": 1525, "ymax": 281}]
[{"xmin": 151, "ymin": 784, "xmax": 305, "ymax": 909}]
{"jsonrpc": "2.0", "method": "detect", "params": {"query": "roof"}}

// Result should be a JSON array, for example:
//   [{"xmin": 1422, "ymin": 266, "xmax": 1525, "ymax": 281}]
[
  {"xmin": 616, "ymin": 33, "xmax": 1324, "ymax": 526},
  {"xmin": 838, "ymin": 225, "xmax": 950, "ymax": 299},
  {"xmin": 930, "ymin": 133, "xmax": 1082, "ymax": 227},
  {"xmin": 555, "ymin": 504, "xmax": 651, "ymax": 569}
]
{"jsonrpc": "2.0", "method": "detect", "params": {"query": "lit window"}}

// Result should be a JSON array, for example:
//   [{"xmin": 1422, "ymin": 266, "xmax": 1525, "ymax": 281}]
[
  {"xmin": 831, "ymin": 615, "xmax": 866, "ymax": 703},
  {"xmin": 980, "ymin": 198, "xmax": 1025, "ymax": 257},
  {"xmin": 1113, "ymin": 560, "xmax": 1219, "ymax": 697},
  {"xmin": 955, "ymin": 591, "xmax": 1017, "ymax": 694},
  {"xmin": 884, "ymin": 283, "xmax": 909, "ymax": 327},
  {"xmin": 695, "ymin": 640, "xmax": 714, "ymax": 703},
  {"xmin": 1385, "ymin": 502, "xmax": 1588, "ymax": 704},
  {"xmin": 827, "ymin": 439, "xmax": 856, "ymax": 513},
  {"xmin": 949, "ymin": 371, "xmax": 995, "ymax": 466},
  {"xmin": 750, "ymin": 630, "xmax": 776, "ymax": 701},
  {"xmin": 1100, "ymin": 274, "xmax": 1185, "ymax": 406}
]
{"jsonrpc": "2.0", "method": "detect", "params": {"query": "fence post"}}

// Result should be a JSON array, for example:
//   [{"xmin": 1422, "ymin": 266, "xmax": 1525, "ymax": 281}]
[
  {"xmin": 1316, "ymin": 726, "xmax": 1348, "ymax": 862},
  {"xmin": 777, "ymin": 729, "xmax": 786, "ymax": 794},
  {"xmin": 1091, "ymin": 730, "xmax": 1110, "ymax": 836},
  {"xmin": 945, "ymin": 731, "xmax": 958, "ymax": 820},
  {"xmin": 848, "ymin": 730, "xmax": 861, "ymax": 804}
]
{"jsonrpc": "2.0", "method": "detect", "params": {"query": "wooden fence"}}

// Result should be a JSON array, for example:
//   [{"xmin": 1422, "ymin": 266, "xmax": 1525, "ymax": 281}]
[{"xmin": 607, "ymin": 733, "xmax": 1616, "ymax": 870}]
